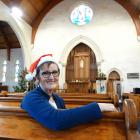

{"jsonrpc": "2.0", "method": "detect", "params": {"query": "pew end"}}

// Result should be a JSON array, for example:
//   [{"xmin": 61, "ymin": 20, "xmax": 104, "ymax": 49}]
[{"xmin": 123, "ymin": 99, "xmax": 140, "ymax": 140}]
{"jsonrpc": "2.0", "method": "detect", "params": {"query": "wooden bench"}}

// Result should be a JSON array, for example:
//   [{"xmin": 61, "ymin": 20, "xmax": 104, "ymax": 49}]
[
  {"xmin": 0, "ymin": 92, "xmax": 25, "ymax": 97},
  {"xmin": 60, "ymin": 93, "xmax": 119, "ymax": 108},
  {"xmin": 0, "ymin": 92, "xmax": 111, "ymax": 97},
  {"xmin": 0, "ymin": 97, "xmax": 22, "ymax": 107},
  {"xmin": 0, "ymin": 99, "xmax": 139, "ymax": 140},
  {"xmin": 0, "ymin": 93, "xmax": 110, "ymax": 99},
  {"xmin": 64, "ymin": 94, "xmax": 119, "ymax": 109},
  {"xmin": 0, "ymin": 91, "xmax": 116, "ymax": 101},
  {"xmin": 59, "ymin": 94, "xmax": 111, "ymax": 99},
  {"xmin": 0, "ymin": 94, "xmax": 119, "ymax": 109}
]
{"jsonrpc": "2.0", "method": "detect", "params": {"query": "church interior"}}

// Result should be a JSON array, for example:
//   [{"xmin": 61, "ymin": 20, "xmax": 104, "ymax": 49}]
[{"xmin": 0, "ymin": 0, "xmax": 140, "ymax": 139}]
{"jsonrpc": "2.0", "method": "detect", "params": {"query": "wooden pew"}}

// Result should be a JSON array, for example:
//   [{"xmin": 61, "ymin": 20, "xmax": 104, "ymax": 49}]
[
  {"xmin": 0, "ymin": 91, "xmax": 117, "ymax": 101},
  {"xmin": 0, "ymin": 99, "xmax": 139, "ymax": 140},
  {"xmin": 59, "ymin": 94, "xmax": 110, "ymax": 99},
  {"xmin": 63, "ymin": 94, "xmax": 119, "ymax": 108},
  {"xmin": 0, "ymin": 93, "xmax": 110, "ymax": 99},
  {"xmin": 0, "ymin": 94, "xmax": 119, "ymax": 109},
  {"xmin": 0, "ymin": 97, "xmax": 22, "ymax": 107},
  {"xmin": 1, "ymin": 92, "xmax": 111, "ymax": 99},
  {"xmin": 0, "ymin": 91, "xmax": 25, "ymax": 97}
]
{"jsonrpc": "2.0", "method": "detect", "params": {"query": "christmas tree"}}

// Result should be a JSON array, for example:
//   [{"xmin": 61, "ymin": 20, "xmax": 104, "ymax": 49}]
[
  {"xmin": 13, "ymin": 68, "xmax": 35, "ymax": 92},
  {"xmin": 13, "ymin": 68, "xmax": 28, "ymax": 92}
]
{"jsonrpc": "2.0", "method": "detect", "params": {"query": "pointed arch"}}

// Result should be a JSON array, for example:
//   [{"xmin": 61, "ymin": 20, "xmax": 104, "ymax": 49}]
[
  {"xmin": 59, "ymin": 35, "xmax": 104, "ymax": 66},
  {"xmin": 107, "ymin": 68, "xmax": 123, "ymax": 98},
  {"xmin": 107, "ymin": 68, "xmax": 123, "ymax": 80},
  {"xmin": 59, "ymin": 36, "xmax": 104, "ymax": 89}
]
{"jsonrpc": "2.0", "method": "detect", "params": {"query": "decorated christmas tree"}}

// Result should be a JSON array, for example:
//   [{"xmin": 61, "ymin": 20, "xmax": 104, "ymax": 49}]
[
  {"xmin": 13, "ymin": 68, "xmax": 28, "ymax": 92},
  {"xmin": 13, "ymin": 68, "xmax": 35, "ymax": 92}
]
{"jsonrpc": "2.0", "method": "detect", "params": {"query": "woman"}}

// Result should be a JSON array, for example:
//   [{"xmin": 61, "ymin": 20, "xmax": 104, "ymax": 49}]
[{"xmin": 21, "ymin": 54, "xmax": 115, "ymax": 131}]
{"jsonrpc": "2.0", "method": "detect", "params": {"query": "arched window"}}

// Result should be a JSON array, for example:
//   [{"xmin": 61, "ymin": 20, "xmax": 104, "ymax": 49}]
[
  {"xmin": 2, "ymin": 60, "xmax": 7, "ymax": 82},
  {"xmin": 70, "ymin": 5, "xmax": 93, "ymax": 26},
  {"xmin": 15, "ymin": 59, "xmax": 20, "ymax": 82}
]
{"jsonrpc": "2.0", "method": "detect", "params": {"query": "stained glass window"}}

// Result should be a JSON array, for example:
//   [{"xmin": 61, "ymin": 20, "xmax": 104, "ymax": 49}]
[{"xmin": 70, "ymin": 5, "xmax": 93, "ymax": 26}]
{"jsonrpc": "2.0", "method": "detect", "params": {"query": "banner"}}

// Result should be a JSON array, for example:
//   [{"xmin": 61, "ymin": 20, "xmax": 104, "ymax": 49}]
[{"xmin": 96, "ymin": 80, "xmax": 106, "ymax": 94}]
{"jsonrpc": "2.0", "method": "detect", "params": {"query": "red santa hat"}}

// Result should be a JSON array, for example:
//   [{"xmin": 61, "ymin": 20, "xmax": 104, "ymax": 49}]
[{"xmin": 25, "ymin": 54, "xmax": 54, "ymax": 81}]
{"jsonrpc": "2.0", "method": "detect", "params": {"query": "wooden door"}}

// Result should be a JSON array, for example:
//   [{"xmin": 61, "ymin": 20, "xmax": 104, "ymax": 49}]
[{"xmin": 107, "ymin": 71, "xmax": 121, "ymax": 98}]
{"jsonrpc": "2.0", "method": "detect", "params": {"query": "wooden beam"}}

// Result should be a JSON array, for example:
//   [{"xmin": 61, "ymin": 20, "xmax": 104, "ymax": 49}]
[
  {"xmin": 1, "ymin": 0, "xmax": 22, "ymax": 7},
  {"xmin": 115, "ymin": 0, "xmax": 140, "ymax": 36},
  {"xmin": 31, "ymin": 0, "xmax": 63, "ymax": 44},
  {"xmin": 29, "ymin": 0, "xmax": 41, "ymax": 13}
]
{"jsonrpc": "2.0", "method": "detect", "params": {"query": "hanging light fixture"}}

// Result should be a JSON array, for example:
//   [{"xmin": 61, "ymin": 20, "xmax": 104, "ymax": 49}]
[{"xmin": 11, "ymin": 7, "xmax": 23, "ymax": 18}]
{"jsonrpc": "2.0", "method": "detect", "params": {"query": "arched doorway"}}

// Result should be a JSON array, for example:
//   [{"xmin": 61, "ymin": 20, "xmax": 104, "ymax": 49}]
[
  {"xmin": 107, "ymin": 71, "xmax": 121, "ymax": 99},
  {"xmin": 66, "ymin": 43, "xmax": 97, "ymax": 93}
]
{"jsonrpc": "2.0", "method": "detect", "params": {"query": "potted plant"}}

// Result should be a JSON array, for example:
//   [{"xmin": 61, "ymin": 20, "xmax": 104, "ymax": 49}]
[{"xmin": 96, "ymin": 69, "xmax": 106, "ymax": 80}]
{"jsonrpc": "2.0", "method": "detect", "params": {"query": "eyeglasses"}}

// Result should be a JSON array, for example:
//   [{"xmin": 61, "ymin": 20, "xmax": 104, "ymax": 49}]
[{"xmin": 40, "ymin": 70, "xmax": 59, "ymax": 78}]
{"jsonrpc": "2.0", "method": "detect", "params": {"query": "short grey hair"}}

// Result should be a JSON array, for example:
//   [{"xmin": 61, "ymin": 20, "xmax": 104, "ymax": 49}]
[{"xmin": 35, "ymin": 61, "xmax": 60, "ymax": 79}]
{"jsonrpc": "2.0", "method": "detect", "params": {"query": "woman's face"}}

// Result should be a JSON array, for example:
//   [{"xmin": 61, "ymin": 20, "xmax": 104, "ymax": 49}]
[{"xmin": 38, "ymin": 63, "xmax": 59, "ymax": 92}]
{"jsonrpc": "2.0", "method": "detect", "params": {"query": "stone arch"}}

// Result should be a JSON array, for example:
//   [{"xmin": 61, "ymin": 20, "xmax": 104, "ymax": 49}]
[
  {"xmin": 59, "ymin": 35, "xmax": 104, "ymax": 66},
  {"xmin": 107, "ymin": 68, "xmax": 123, "ymax": 80},
  {"xmin": 0, "ymin": 1, "xmax": 31, "ymax": 68}
]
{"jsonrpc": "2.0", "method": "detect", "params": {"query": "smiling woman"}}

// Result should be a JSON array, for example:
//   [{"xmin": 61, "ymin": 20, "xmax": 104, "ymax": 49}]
[{"xmin": 21, "ymin": 54, "xmax": 117, "ymax": 131}]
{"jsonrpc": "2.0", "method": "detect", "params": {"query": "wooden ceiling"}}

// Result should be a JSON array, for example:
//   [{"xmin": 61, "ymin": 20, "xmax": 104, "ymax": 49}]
[
  {"xmin": 0, "ymin": 0, "xmax": 140, "ymax": 60},
  {"xmin": 1, "ymin": 0, "xmax": 140, "ymax": 25},
  {"xmin": 1, "ymin": 0, "xmax": 52, "ymax": 24},
  {"xmin": 1, "ymin": 0, "xmax": 63, "ymax": 43},
  {"xmin": 0, "ymin": 21, "xmax": 20, "ymax": 49}
]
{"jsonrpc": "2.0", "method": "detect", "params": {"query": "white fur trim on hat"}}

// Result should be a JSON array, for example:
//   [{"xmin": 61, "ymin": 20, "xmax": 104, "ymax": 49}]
[
  {"xmin": 37, "ymin": 55, "xmax": 54, "ymax": 67},
  {"xmin": 25, "ymin": 73, "xmax": 34, "ymax": 81}
]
